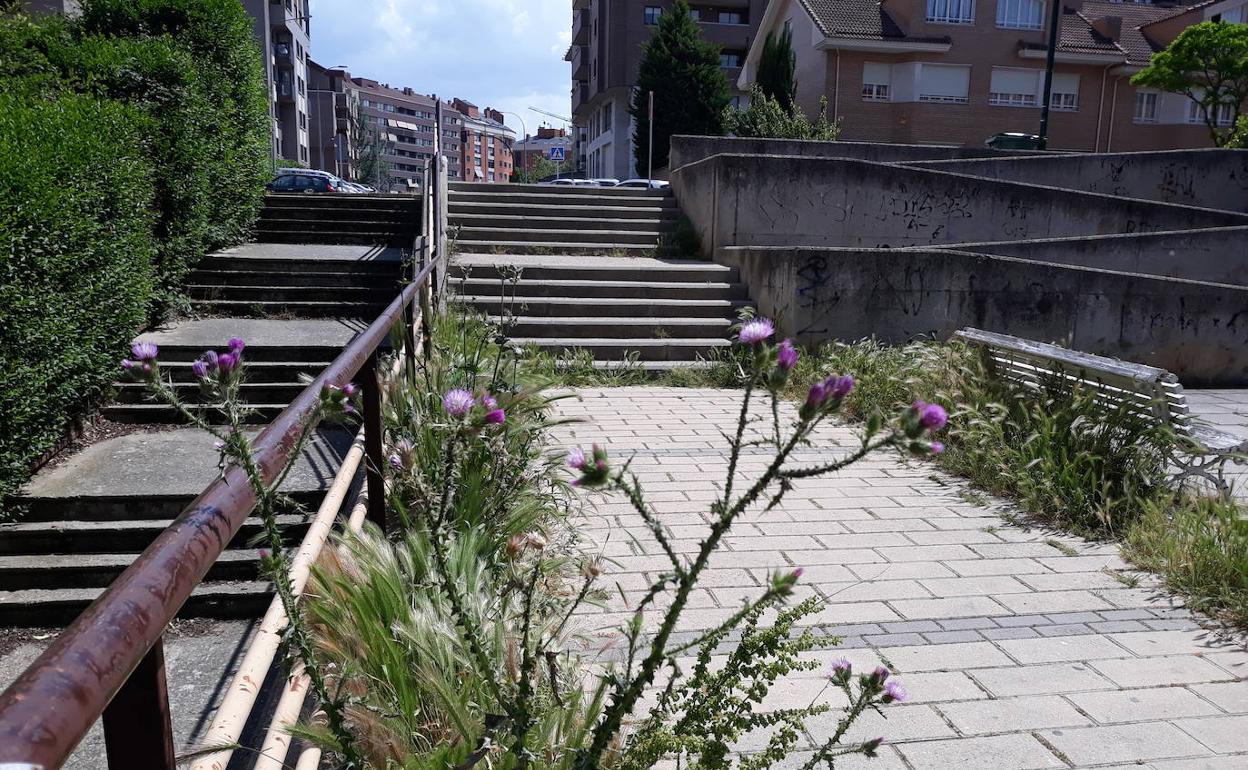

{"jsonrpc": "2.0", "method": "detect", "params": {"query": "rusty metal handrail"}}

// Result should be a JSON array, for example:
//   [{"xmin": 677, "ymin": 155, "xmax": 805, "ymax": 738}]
[{"xmin": 0, "ymin": 253, "xmax": 439, "ymax": 769}]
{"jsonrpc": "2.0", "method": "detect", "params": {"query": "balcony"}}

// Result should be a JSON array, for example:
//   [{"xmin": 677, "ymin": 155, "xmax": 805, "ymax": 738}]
[
  {"xmin": 277, "ymin": 79, "xmax": 295, "ymax": 103},
  {"xmin": 570, "ymin": 44, "xmax": 589, "ymax": 81},
  {"xmin": 274, "ymin": 42, "xmax": 293, "ymax": 67},
  {"xmin": 573, "ymin": 8, "xmax": 589, "ymax": 46},
  {"xmin": 572, "ymin": 80, "xmax": 590, "ymax": 116}
]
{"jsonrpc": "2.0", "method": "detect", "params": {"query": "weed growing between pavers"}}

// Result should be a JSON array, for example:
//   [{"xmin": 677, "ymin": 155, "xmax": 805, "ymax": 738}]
[{"xmin": 133, "ymin": 310, "xmax": 937, "ymax": 768}]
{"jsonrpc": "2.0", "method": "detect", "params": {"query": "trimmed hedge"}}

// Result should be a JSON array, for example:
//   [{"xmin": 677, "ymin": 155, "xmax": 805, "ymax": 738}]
[
  {"xmin": 0, "ymin": 1, "xmax": 269, "ymax": 512},
  {"xmin": 0, "ymin": 94, "xmax": 157, "ymax": 510}
]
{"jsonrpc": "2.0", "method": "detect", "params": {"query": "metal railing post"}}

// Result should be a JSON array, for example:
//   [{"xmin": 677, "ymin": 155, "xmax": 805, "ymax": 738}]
[
  {"xmin": 360, "ymin": 353, "xmax": 386, "ymax": 531},
  {"xmin": 102, "ymin": 638, "xmax": 175, "ymax": 770}
]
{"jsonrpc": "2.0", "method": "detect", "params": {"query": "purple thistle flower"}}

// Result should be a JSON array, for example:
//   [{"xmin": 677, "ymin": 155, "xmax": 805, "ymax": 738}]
[
  {"xmin": 777, "ymin": 339, "xmax": 799, "ymax": 371},
  {"xmin": 217, "ymin": 353, "xmax": 239, "ymax": 372},
  {"xmin": 806, "ymin": 381, "xmax": 828, "ymax": 408},
  {"xmin": 479, "ymin": 393, "xmax": 498, "ymax": 410},
  {"xmin": 213, "ymin": 440, "xmax": 225, "ymax": 450},
  {"xmin": 131, "ymin": 342, "xmax": 158, "ymax": 361},
  {"xmin": 917, "ymin": 401, "xmax": 948, "ymax": 431},
  {"xmin": 203, "ymin": 350, "xmax": 219, "ymax": 368},
  {"xmin": 930, "ymin": 441, "xmax": 945, "ymax": 454},
  {"xmin": 120, "ymin": 359, "xmax": 136, "ymax": 370},
  {"xmin": 737, "ymin": 318, "xmax": 775, "ymax": 346},
  {"xmin": 828, "ymin": 374, "xmax": 855, "ymax": 398},
  {"xmin": 341, "ymin": 382, "xmax": 358, "ymax": 398},
  {"xmin": 828, "ymin": 658, "xmax": 853, "ymax": 680},
  {"xmin": 484, "ymin": 408, "xmax": 506, "ymax": 425},
  {"xmin": 872, "ymin": 666, "xmax": 891, "ymax": 683},
  {"xmin": 388, "ymin": 453, "xmax": 403, "ymax": 469},
  {"xmin": 227, "ymin": 337, "xmax": 246, "ymax": 353},
  {"xmin": 567, "ymin": 447, "xmax": 587, "ymax": 471},
  {"xmin": 882, "ymin": 680, "xmax": 907, "ymax": 703},
  {"xmin": 792, "ymin": 567, "xmax": 804, "ymax": 580},
  {"xmin": 191, "ymin": 360, "xmax": 210, "ymax": 378},
  {"xmin": 442, "ymin": 388, "xmax": 475, "ymax": 417}
]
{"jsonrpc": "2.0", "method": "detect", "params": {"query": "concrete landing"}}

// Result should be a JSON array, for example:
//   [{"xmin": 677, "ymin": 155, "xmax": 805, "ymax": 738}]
[
  {"xmin": 214, "ymin": 242, "xmax": 403, "ymax": 262},
  {"xmin": 0, "ymin": 620, "xmax": 259, "ymax": 770},
  {"xmin": 455, "ymin": 253, "xmax": 729, "ymax": 271},
  {"xmin": 134, "ymin": 317, "xmax": 367, "ymax": 349},
  {"xmin": 20, "ymin": 427, "xmax": 353, "ymax": 504}
]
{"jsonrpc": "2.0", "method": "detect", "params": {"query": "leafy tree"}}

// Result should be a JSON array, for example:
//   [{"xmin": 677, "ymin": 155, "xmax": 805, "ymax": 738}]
[
  {"xmin": 1131, "ymin": 21, "xmax": 1248, "ymax": 146},
  {"xmin": 1230, "ymin": 114, "xmax": 1248, "ymax": 149},
  {"xmin": 630, "ymin": 0, "xmax": 729, "ymax": 173},
  {"xmin": 756, "ymin": 26, "xmax": 796, "ymax": 113},
  {"xmin": 511, "ymin": 152, "xmax": 571, "ymax": 183},
  {"xmin": 346, "ymin": 93, "xmax": 390, "ymax": 189},
  {"xmin": 724, "ymin": 85, "xmax": 839, "ymax": 141}
]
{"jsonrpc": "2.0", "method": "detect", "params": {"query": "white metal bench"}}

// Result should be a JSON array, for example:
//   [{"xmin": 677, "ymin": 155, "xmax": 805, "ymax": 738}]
[{"xmin": 953, "ymin": 327, "xmax": 1247, "ymax": 497}]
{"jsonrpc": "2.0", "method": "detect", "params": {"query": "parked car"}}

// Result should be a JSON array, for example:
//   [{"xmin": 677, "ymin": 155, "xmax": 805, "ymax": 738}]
[
  {"xmin": 590, "ymin": 178, "xmax": 621, "ymax": 187},
  {"xmin": 266, "ymin": 169, "xmax": 353, "ymax": 193},
  {"xmin": 985, "ymin": 132, "xmax": 1042, "ymax": 150},
  {"xmin": 545, "ymin": 178, "xmax": 579, "ymax": 186},
  {"xmin": 615, "ymin": 179, "xmax": 669, "ymax": 189}
]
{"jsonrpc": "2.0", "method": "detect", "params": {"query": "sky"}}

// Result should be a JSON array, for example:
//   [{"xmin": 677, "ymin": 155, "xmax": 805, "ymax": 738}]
[{"xmin": 308, "ymin": 0, "xmax": 573, "ymax": 138}]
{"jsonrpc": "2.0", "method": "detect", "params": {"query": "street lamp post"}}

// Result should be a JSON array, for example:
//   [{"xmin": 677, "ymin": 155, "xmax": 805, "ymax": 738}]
[
  {"xmin": 1037, "ymin": 0, "xmax": 1062, "ymax": 150},
  {"xmin": 498, "ymin": 111, "xmax": 528, "ymax": 181}
]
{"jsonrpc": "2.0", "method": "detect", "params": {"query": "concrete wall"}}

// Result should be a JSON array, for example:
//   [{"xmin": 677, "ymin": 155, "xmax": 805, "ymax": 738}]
[
  {"xmin": 944, "ymin": 227, "xmax": 1248, "ymax": 287},
  {"xmin": 909, "ymin": 149, "xmax": 1248, "ymax": 213},
  {"xmin": 670, "ymin": 153, "xmax": 1248, "ymax": 253},
  {"xmin": 668, "ymin": 135, "xmax": 1034, "ymax": 171},
  {"xmin": 721, "ymin": 246, "xmax": 1248, "ymax": 386}
]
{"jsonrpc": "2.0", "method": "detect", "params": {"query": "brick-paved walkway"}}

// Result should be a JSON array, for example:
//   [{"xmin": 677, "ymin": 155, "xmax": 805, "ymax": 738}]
[{"xmin": 553, "ymin": 387, "xmax": 1247, "ymax": 770}]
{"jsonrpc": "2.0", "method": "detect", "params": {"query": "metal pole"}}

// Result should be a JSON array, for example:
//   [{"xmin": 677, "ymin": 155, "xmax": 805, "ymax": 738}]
[
  {"xmin": 361, "ymin": 354, "xmax": 386, "ymax": 532},
  {"xmin": 1037, "ymin": 0, "xmax": 1062, "ymax": 150},
  {"xmin": 102, "ymin": 638, "xmax": 175, "ymax": 770},
  {"xmin": 647, "ymin": 90, "xmax": 655, "ymax": 182}
]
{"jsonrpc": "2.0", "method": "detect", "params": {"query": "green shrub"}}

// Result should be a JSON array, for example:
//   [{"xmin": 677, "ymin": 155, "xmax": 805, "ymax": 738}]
[{"xmin": 0, "ymin": 93, "xmax": 156, "ymax": 511}]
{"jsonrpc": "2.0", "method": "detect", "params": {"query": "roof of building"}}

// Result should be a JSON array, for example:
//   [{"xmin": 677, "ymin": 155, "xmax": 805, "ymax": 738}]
[{"xmin": 798, "ymin": 0, "xmax": 908, "ymax": 39}]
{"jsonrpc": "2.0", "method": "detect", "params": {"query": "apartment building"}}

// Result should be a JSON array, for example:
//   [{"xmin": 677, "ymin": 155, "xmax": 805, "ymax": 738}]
[
  {"xmin": 348, "ymin": 80, "xmax": 465, "ymax": 190},
  {"xmin": 452, "ymin": 100, "xmax": 518, "ymax": 184},
  {"xmin": 569, "ymin": 1, "xmax": 770, "ymax": 178},
  {"xmin": 739, "ymin": 0, "xmax": 1246, "ymax": 152},
  {"xmin": 242, "ymin": 0, "xmax": 312, "ymax": 166},
  {"xmin": 515, "ymin": 128, "xmax": 576, "ymax": 174}
]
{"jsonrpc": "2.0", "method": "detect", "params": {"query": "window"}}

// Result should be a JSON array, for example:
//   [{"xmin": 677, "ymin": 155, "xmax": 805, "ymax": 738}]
[
  {"xmin": 298, "ymin": 110, "xmax": 307, "ymax": 128},
  {"xmin": 1133, "ymin": 91, "xmax": 1158, "ymax": 123},
  {"xmin": 918, "ymin": 64, "xmax": 971, "ymax": 103},
  {"xmin": 783, "ymin": 18, "xmax": 793, "ymax": 36},
  {"xmin": 989, "ymin": 67, "xmax": 1038, "ymax": 107},
  {"xmin": 1188, "ymin": 99, "xmax": 1235, "ymax": 126},
  {"xmin": 644, "ymin": 6, "xmax": 661, "ymax": 25},
  {"xmin": 862, "ymin": 62, "xmax": 891, "ymax": 101},
  {"xmin": 997, "ymin": 0, "xmax": 1044, "ymax": 30},
  {"xmin": 690, "ymin": 8, "xmax": 700, "ymax": 21},
  {"xmin": 720, "ymin": 52, "xmax": 743, "ymax": 68},
  {"xmin": 927, "ymin": 0, "xmax": 975, "ymax": 24},
  {"xmin": 1051, "ymin": 72, "xmax": 1079, "ymax": 110},
  {"xmin": 718, "ymin": 11, "xmax": 745, "ymax": 24}
]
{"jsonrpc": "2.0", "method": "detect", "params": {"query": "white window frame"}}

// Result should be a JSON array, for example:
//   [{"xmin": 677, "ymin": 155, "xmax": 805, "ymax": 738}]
[
  {"xmin": 1133, "ymin": 91, "xmax": 1158, "ymax": 123},
  {"xmin": 862, "ymin": 62, "xmax": 892, "ymax": 102},
  {"xmin": 997, "ymin": 0, "xmax": 1044, "ymax": 30},
  {"xmin": 718, "ymin": 11, "xmax": 745, "ymax": 25},
  {"xmin": 1188, "ymin": 99, "xmax": 1235, "ymax": 126},
  {"xmin": 643, "ymin": 6, "xmax": 661, "ymax": 25},
  {"xmin": 918, "ymin": 64, "xmax": 972, "ymax": 104},
  {"xmin": 927, "ymin": 0, "xmax": 976, "ymax": 25}
]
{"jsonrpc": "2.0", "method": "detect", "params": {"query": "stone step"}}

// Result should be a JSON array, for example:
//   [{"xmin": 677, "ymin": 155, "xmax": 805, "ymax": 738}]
[
  {"xmin": 450, "ymin": 181, "xmax": 670, "ymax": 198},
  {"xmin": 456, "ymin": 227, "xmax": 663, "ymax": 247},
  {"xmin": 453, "ymin": 241, "xmax": 674, "ymax": 257},
  {"xmin": 452, "ymin": 277, "xmax": 747, "ymax": 300},
  {"xmin": 450, "ymin": 214, "xmax": 675, "ymax": 232},
  {"xmin": 451, "ymin": 258, "xmax": 736, "ymax": 283},
  {"xmin": 186, "ymin": 284, "xmax": 399, "ymax": 304},
  {"xmin": 188, "ymin": 268, "xmax": 399, "ymax": 289},
  {"xmin": 511, "ymin": 337, "xmax": 730, "ymax": 362},
  {"xmin": 134, "ymin": 344, "xmax": 341, "ymax": 363},
  {"xmin": 101, "ymin": 402, "xmax": 287, "ymax": 424},
  {"xmin": 112, "ymin": 381, "xmax": 309, "ymax": 405},
  {"xmin": 0, "ymin": 549, "xmax": 268, "ymax": 591},
  {"xmin": 13, "ymin": 489, "xmax": 325, "ymax": 523},
  {"xmin": 0, "ymin": 513, "xmax": 310, "ymax": 556},
  {"xmin": 264, "ymin": 193, "xmax": 420, "ymax": 211},
  {"xmin": 259, "ymin": 206, "xmax": 417, "ymax": 223},
  {"xmin": 132, "ymin": 359, "xmax": 329, "ymax": 383},
  {"xmin": 0, "ymin": 580, "xmax": 274, "ymax": 626},
  {"xmin": 256, "ymin": 230, "xmax": 412, "ymax": 247},
  {"xmin": 499, "ymin": 316, "xmax": 732, "ymax": 340},
  {"xmin": 197, "ymin": 254, "xmax": 403, "ymax": 275},
  {"xmin": 189, "ymin": 299, "xmax": 390, "ymax": 319},
  {"xmin": 260, "ymin": 217, "xmax": 418, "ymax": 234},
  {"xmin": 448, "ymin": 201, "xmax": 678, "ymax": 219},
  {"xmin": 455, "ymin": 295, "xmax": 748, "ymax": 319},
  {"xmin": 448, "ymin": 190, "xmax": 672, "ymax": 208}
]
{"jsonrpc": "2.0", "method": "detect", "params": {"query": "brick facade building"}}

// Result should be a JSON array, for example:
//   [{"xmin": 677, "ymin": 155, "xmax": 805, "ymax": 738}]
[
  {"xmin": 740, "ymin": 0, "xmax": 1248, "ymax": 152},
  {"xmin": 515, "ymin": 128, "xmax": 576, "ymax": 174},
  {"xmin": 452, "ymin": 100, "xmax": 517, "ymax": 184}
]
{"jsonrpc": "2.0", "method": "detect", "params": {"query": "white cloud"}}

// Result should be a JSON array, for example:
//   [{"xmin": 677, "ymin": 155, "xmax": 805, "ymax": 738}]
[{"xmin": 308, "ymin": 0, "xmax": 572, "ymax": 135}]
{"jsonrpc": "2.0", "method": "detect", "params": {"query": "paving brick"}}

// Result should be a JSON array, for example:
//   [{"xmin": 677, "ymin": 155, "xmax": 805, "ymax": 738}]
[
  {"xmin": 896, "ymin": 734, "xmax": 1065, "ymax": 770},
  {"xmin": 1191, "ymin": 682, "xmax": 1248, "ymax": 713},
  {"xmin": 889, "ymin": 596, "xmax": 1010, "ymax": 620},
  {"xmin": 1038, "ymin": 721, "xmax": 1213, "ymax": 764},
  {"xmin": 996, "ymin": 634, "xmax": 1130, "ymax": 664},
  {"xmin": 938, "ymin": 617, "xmax": 1000, "ymax": 631},
  {"xmin": 1035, "ymin": 623, "xmax": 1095, "ymax": 637},
  {"xmin": 881, "ymin": 620, "xmax": 942, "ymax": 634},
  {"xmin": 846, "ymin": 561, "xmax": 957, "ymax": 581},
  {"xmin": 807, "ymin": 703, "xmax": 957, "ymax": 743},
  {"xmin": 863, "ymin": 632, "xmax": 928, "ymax": 647},
  {"xmin": 1090, "ymin": 655, "xmax": 1236, "ymax": 688},
  {"xmin": 971, "ymin": 662, "xmax": 1116, "ymax": 696},
  {"xmin": 892, "ymin": 671, "xmax": 988, "ymax": 703},
  {"xmin": 919, "ymin": 575, "xmax": 1031, "ymax": 597},
  {"xmin": 981, "ymin": 627, "xmax": 1041, "ymax": 640},
  {"xmin": 1107, "ymin": 630, "xmax": 1245, "ymax": 658},
  {"xmin": 992, "ymin": 590, "xmax": 1114, "ymax": 614},
  {"xmin": 1067, "ymin": 687, "xmax": 1222, "ymax": 723},
  {"xmin": 818, "ymin": 580, "xmax": 933, "ymax": 603},
  {"xmin": 1149, "ymin": 757, "xmax": 1248, "ymax": 770},
  {"xmin": 945, "ymin": 558, "xmax": 1049, "ymax": 576},
  {"xmin": 1175, "ymin": 715, "xmax": 1248, "ymax": 753},
  {"xmin": 882, "ymin": 641, "xmax": 1014, "ymax": 672},
  {"xmin": 939, "ymin": 694, "xmax": 1091, "ymax": 735},
  {"xmin": 923, "ymin": 630, "xmax": 983, "ymax": 644}
]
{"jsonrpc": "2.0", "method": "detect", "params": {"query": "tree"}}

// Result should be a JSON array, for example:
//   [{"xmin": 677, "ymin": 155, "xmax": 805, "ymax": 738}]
[
  {"xmin": 630, "ymin": 0, "xmax": 729, "ymax": 173},
  {"xmin": 511, "ymin": 152, "xmax": 572, "ymax": 184},
  {"xmin": 346, "ymin": 93, "xmax": 390, "ymax": 189},
  {"xmin": 756, "ymin": 26, "xmax": 796, "ymax": 113},
  {"xmin": 1131, "ymin": 21, "xmax": 1248, "ymax": 147},
  {"xmin": 724, "ymin": 85, "xmax": 839, "ymax": 141}
]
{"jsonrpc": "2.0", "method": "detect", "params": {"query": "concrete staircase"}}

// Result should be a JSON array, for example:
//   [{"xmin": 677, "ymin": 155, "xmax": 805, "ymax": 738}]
[
  {"xmin": 258, "ymin": 193, "xmax": 419, "ymax": 246},
  {"xmin": 451, "ymin": 254, "xmax": 746, "ymax": 370},
  {"xmin": 449, "ymin": 182, "xmax": 680, "ymax": 255}
]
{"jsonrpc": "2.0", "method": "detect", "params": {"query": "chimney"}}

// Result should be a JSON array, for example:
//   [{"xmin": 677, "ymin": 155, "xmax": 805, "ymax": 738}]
[
  {"xmin": 1091, "ymin": 15, "xmax": 1123, "ymax": 41},
  {"xmin": 1063, "ymin": 0, "xmax": 1084, "ymax": 13}
]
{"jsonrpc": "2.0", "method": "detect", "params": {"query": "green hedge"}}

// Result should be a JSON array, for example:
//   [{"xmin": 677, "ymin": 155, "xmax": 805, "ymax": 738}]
[
  {"xmin": 0, "ymin": 94, "xmax": 157, "ymax": 510},
  {"xmin": 0, "ymin": 1, "xmax": 269, "ymax": 512}
]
